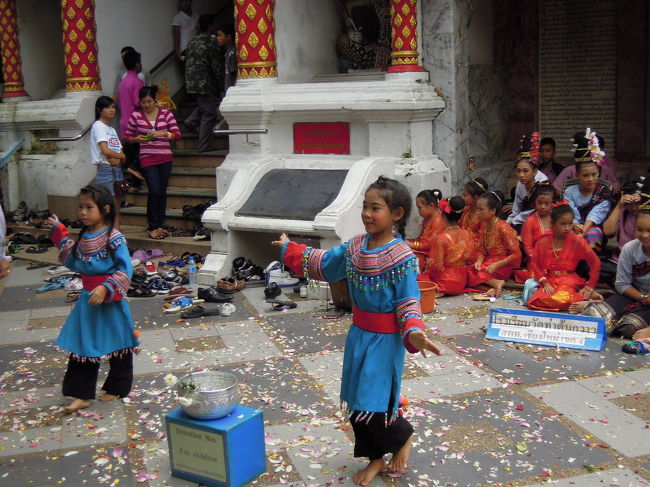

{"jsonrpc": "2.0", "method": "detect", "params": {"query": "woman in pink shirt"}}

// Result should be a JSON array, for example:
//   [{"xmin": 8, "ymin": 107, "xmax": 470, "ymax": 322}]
[{"xmin": 125, "ymin": 86, "xmax": 181, "ymax": 239}]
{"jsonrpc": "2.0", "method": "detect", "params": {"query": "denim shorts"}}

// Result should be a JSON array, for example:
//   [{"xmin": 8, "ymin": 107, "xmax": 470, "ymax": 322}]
[{"xmin": 95, "ymin": 165, "xmax": 123, "ymax": 196}]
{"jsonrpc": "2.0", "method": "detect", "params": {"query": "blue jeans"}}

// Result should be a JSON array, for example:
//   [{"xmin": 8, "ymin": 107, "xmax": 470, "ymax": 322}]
[{"xmin": 141, "ymin": 161, "xmax": 172, "ymax": 230}]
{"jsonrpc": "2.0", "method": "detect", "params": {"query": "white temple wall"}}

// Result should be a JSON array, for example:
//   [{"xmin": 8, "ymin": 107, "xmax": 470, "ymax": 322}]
[
  {"xmin": 16, "ymin": 0, "xmax": 65, "ymax": 100},
  {"xmin": 275, "ymin": 0, "xmax": 340, "ymax": 83}
]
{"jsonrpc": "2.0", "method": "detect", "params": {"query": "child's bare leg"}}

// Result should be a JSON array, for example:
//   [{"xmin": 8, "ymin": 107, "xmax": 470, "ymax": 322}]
[
  {"xmin": 632, "ymin": 327, "xmax": 650, "ymax": 341},
  {"xmin": 485, "ymin": 279, "xmax": 505, "ymax": 297},
  {"xmin": 353, "ymin": 458, "xmax": 385, "ymax": 486},
  {"xmin": 126, "ymin": 167, "xmax": 145, "ymax": 181},
  {"xmin": 63, "ymin": 398, "xmax": 91, "ymax": 414},
  {"xmin": 386, "ymin": 434, "xmax": 413, "ymax": 472}
]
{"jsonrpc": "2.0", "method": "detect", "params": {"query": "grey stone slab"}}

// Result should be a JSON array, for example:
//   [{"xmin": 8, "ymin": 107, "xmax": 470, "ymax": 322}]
[
  {"xmin": 242, "ymin": 286, "xmax": 326, "ymax": 317},
  {"xmin": 401, "ymin": 391, "xmax": 612, "ymax": 486},
  {"xmin": 0, "ymin": 443, "xmax": 135, "ymax": 486},
  {"xmin": 30, "ymin": 305, "xmax": 72, "ymax": 319},
  {"xmin": 527, "ymin": 381, "xmax": 650, "ymax": 457},
  {"xmin": 2, "ymin": 400, "xmax": 128, "ymax": 455},
  {"xmin": 0, "ymin": 285, "xmax": 71, "ymax": 311},
  {"xmin": 450, "ymin": 334, "xmax": 648, "ymax": 383},
  {"xmin": 575, "ymin": 368, "xmax": 650, "ymax": 398},
  {"xmin": 0, "ymin": 341, "xmax": 65, "ymax": 391},
  {"xmin": 265, "ymin": 422, "xmax": 384, "ymax": 486},
  {"xmin": 528, "ymin": 467, "xmax": 649, "ymax": 486},
  {"xmin": 265, "ymin": 312, "xmax": 349, "ymax": 354},
  {"xmin": 143, "ymin": 439, "xmax": 202, "ymax": 486},
  {"xmin": 2, "ymin": 260, "xmax": 47, "ymax": 287}
]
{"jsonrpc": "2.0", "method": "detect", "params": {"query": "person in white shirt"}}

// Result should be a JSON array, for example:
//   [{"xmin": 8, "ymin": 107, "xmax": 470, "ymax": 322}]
[{"xmin": 173, "ymin": 0, "xmax": 199, "ymax": 61}]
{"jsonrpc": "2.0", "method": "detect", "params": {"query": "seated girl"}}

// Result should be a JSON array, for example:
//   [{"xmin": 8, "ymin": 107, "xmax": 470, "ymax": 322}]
[
  {"xmin": 418, "ymin": 196, "xmax": 477, "ymax": 297},
  {"xmin": 572, "ymin": 210, "xmax": 650, "ymax": 339},
  {"xmin": 526, "ymin": 202, "xmax": 602, "ymax": 311},
  {"xmin": 563, "ymin": 130, "xmax": 613, "ymax": 253},
  {"xmin": 406, "ymin": 189, "xmax": 445, "ymax": 271},
  {"xmin": 459, "ymin": 177, "xmax": 488, "ymax": 236},
  {"xmin": 506, "ymin": 133, "xmax": 549, "ymax": 228},
  {"xmin": 603, "ymin": 179, "xmax": 649, "ymax": 262},
  {"xmin": 467, "ymin": 191, "xmax": 522, "ymax": 297}
]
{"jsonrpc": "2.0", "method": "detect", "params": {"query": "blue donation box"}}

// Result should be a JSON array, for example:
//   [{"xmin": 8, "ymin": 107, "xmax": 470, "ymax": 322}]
[
  {"xmin": 166, "ymin": 405, "xmax": 266, "ymax": 487},
  {"xmin": 486, "ymin": 308, "xmax": 606, "ymax": 351}
]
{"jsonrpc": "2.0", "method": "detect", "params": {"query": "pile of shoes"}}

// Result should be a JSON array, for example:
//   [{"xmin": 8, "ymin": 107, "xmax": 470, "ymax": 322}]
[
  {"xmin": 264, "ymin": 261, "xmax": 300, "ymax": 287},
  {"xmin": 182, "ymin": 200, "xmax": 216, "ymax": 220},
  {"xmin": 263, "ymin": 281, "xmax": 298, "ymax": 311},
  {"xmin": 232, "ymin": 257, "xmax": 264, "ymax": 282},
  {"xmin": 32, "ymin": 268, "xmax": 82, "ymax": 302},
  {"xmin": 127, "ymin": 252, "xmax": 205, "ymax": 297}
]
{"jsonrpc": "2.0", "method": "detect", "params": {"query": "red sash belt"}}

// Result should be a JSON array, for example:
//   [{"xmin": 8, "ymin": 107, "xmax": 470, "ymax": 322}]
[
  {"xmin": 353, "ymin": 307, "xmax": 400, "ymax": 334},
  {"xmin": 81, "ymin": 274, "xmax": 122, "ymax": 301}
]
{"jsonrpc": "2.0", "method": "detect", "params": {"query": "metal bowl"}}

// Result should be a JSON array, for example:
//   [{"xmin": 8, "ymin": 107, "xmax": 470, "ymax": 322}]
[{"xmin": 175, "ymin": 371, "xmax": 238, "ymax": 420}]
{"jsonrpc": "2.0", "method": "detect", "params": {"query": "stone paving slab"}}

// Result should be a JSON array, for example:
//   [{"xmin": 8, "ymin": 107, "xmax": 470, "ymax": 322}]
[
  {"xmin": 527, "ymin": 467, "xmax": 649, "ymax": 486},
  {"xmin": 450, "ymin": 334, "xmax": 648, "ymax": 383},
  {"xmin": 527, "ymin": 378, "xmax": 650, "ymax": 457},
  {"xmin": 265, "ymin": 312, "xmax": 350, "ymax": 355}
]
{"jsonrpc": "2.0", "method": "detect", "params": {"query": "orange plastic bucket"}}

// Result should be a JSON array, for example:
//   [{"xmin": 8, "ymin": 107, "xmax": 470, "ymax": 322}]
[{"xmin": 418, "ymin": 281, "xmax": 438, "ymax": 314}]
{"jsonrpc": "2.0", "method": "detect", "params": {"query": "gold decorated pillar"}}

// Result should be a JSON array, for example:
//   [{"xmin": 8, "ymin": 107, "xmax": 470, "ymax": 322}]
[
  {"xmin": 0, "ymin": 0, "xmax": 29, "ymax": 99},
  {"xmin": 387, "ymin": 0, "xmax": 424, "ymax": 73},
  {"xmin": 61, "ymin": 0, "xmax": 101, "ymax": 92},
  {"xmin": 234, "ymin": 0, "xmax": 277, "ymax": 80}
]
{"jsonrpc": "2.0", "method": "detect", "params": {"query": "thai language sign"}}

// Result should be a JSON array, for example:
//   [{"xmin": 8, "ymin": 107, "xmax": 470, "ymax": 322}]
[
  {"xmin": 293, "ymin": 122, "xmax": 350, "ymax": 154},
  {"xmin": 486, "ymin": 308, "xmax": 606, "ymax": 351}
]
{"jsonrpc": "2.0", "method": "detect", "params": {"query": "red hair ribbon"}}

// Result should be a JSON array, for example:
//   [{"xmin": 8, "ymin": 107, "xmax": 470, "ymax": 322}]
[
  {"xmin": 551, "ymin": 200, "xmax": 569, "ymax": 208},
  {"xmin": 438, "ymin": 198, "xmax": 452, "ymax": 214}
]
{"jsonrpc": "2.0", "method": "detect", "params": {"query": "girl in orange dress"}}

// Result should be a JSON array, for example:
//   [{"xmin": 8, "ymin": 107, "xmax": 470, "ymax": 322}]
[
  {"xmin": 521, "ymin": 183, "xmax": 555, "ymax": 260},
  {"xmin": 407, "ymin": 189, "xmax": 445, "ymax": 271},
  {"xmin": 526, "ymin": 202, "xmax": 602, "ymax": 311},
  {"xmin": 460, "ymin": 178, "xmax": 488, "ymax": 237},
  {"xmin": 419, "ymin": 196, "xmax": 478, "ymax": 296},
  {"xmin": 467, "ymin": 191, "xmax": 522, "ymax": 297}
]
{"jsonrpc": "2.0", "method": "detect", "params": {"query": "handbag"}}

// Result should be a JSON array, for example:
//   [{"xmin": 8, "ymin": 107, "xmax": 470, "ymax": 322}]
[{"xmin": 112, "ymin": 167, "xmax": 130, "ymax": 197}]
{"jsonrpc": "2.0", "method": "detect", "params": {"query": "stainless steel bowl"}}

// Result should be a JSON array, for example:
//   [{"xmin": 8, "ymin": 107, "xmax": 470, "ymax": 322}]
[{"xmin": 176, "ymin": 371, "xmax": 238, "ymax": 420}]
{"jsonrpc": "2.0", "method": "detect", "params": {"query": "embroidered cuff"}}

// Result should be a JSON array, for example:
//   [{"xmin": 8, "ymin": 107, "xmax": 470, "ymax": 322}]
[{"xmin": 402, "ymin": 319, "xmax": 426, "ymax": 354}]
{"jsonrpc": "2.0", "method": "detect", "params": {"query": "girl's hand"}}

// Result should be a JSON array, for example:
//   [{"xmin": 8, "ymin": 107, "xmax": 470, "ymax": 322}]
[
  {"xmin": 486, "ymin": 262, "xmax": 501, "ymax": 274},
  {"xmin": 151, "ymin": 130, "xmax": 166, "ymax": 138},
  {"xmin": 88, "ymin": 285, "xmax": 108, "ymax": 305},
  {"xmin": 271, "ymin": 233, "xmax": 290, "ymax": 247},
  {"xmin": 572, "ymin": 223, "xmax": 583, "ymax": 234},
  {"xmin": 408, "ymin": 330, "xmax": 442, "ymax": 358},
  {"xmin": 579, "ymin": 287, "xmax": 594, "ymax": 299},
  {"xmin": 474, "ymin": 260, "xmax": 483, "ymax": 271},
  {"xmin": 47, "ymin": 214, "xmax": 60, "ymax": 225},
  {"xmin": 619, "ymin": 193, "xmax": 639, "ymax": 207},
  {"xmin": 108, "ymin": 157, "xmax": 122, "ymax": 166},
  {"xmin": 543, "ymin": 281, "xmax": 555, "ymax": 296}
]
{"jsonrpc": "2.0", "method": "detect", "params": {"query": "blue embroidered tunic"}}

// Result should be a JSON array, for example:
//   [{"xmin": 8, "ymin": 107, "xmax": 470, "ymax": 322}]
[
  {"xmin": 51, "ymin": 222, "xmax": 140, "ymax": 360},
  {"xmin": 282, "ymin": 234, "xmax": 425, "ymax": 418}
]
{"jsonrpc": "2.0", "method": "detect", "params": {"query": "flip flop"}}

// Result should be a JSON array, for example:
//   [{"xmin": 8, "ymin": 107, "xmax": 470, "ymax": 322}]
[
  {"xmin": 265, "ymin": 298, "xmax": 297, "ymax": 311},
  {"xmin": 27, "ymin": 262, "xmax": 49, "ymax": 270},
  {"xmin": 65, "ymin": 291, "xmax": 81, "ymax": 303},
  {"xmin": 472, "ymin": 293, "xmax": 492, "ymax": 301},
  {"xmin": 622, "ymin": 340, "xmax": 650, "ymax": 354},
  {"xmin": 35, "ymin": 280, "xmax": 68, "ymax": 294}
]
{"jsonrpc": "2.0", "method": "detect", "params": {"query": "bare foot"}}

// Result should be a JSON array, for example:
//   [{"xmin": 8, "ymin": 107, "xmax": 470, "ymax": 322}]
[
  {"xmin": 99, "ymin": 392, "xmax": 119, "ymax": 401},
  {"xmin": 633, "ymin": 328, "xmax": 650, "ymax": 341},
  {"xmin": 386, "ymin": 434, "xmax": 413, "ymax": 472},
  {"xmin": 435, "ymin": 292, "xmax": 445, "ymax": 299},
  {"xmin": 568, "ymin": 300, "xmax": 589, "ymax": 314},
  {"xmin": 63, "ymin": 398, "xmax": 90, "ymax": 414},
  {"xmin": 493, "ymin": 280, "xmax": 505, "ymax": 297},
  {"xmin": 353, "ymin": 458, "xmax": 385, "ymax": 486}
]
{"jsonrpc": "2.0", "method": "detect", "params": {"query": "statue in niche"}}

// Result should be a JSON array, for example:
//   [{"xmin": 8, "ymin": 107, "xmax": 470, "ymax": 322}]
[{"xmin": 336, "ymin": 0, "xmax": 391, "ymax": 71}]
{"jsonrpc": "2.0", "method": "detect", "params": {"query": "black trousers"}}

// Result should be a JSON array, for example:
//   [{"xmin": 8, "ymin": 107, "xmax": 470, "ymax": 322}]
[
  {"xmin": 351, "ymin": 412, "xmax": 414, "ymax": 460},
  {"xmin": 141, "ymin": 161, "xmax": 172, "ymax": 231},
  {"xmin": 62, "ymin": 352, "xmax": 133, "ymax": 400}
]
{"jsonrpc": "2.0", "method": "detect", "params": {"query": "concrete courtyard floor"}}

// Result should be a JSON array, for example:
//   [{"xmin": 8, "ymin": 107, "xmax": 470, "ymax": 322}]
[{"xmin": 1, "ymin": 260, "xmax": 650, "ymax": 486}]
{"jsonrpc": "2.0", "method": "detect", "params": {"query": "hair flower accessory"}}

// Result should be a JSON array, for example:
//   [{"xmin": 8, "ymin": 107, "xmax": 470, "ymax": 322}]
[
  {"xmin": 438, "ymin": 198, "xmax": 452, "ymax": 214},
  {"xmin": 584, "ymin": 127, "xmax": 606, "ymax": 166},
  {"xmin": 551, "ymin": 200, "xmax": 570, "ymax": 208}
]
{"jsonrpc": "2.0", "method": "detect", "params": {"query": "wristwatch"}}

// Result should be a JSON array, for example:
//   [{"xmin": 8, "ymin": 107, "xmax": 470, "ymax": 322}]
[{"xmin": 640, "ymin": 294, "xmax": 649, "ymax": 302}]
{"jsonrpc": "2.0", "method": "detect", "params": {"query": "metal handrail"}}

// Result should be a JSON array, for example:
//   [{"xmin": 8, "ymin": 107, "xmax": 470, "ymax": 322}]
[
  {"xmin": 213, "ymin": 129, "xmax": 268, "ymax": 135},
  {"xmin": 0, "ymin": 138, "xmax": 25, "ymax": 169},
  {"xmin": 39, "ymin": 123, "xmax": 93, "ymax": 142},
  {"xmin": 150, "ymin": 51, "xmax": 175, "ymax": 76}
]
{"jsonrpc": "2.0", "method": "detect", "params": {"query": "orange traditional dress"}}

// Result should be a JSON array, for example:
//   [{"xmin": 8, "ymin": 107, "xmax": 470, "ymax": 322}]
[
  {"xmin": 514, "ymin": 211, "xmax": 553, "ymax": 283},
  {"xmin": 467, "ymin": 219, "xmax": 521, "ymax": 286},
  {"xmin": 459, "ymin": 206, "xmax": 480, "ymax": 235},
  {"xmin": 419, "ymin": 228, "xmax": 478, "ymax": 295},
  {"xmin": 407, "ymin": 211, "xmax": 445, "ymax": 271},
  {"xmin": 526, "ymin": 233, "xmax": 601, "ymax": 311}
]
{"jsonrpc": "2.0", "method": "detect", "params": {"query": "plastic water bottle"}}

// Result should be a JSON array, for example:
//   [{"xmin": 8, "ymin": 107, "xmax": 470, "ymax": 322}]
[{"xmin": 188, "ymin": 257, "xmax": 198, "ymax": 289}]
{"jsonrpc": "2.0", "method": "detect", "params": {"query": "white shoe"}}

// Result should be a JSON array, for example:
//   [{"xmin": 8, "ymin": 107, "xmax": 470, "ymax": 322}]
[
  {"xmin": 47, "ymin": 265, "xmax": 69, "ymax": 275},
  {"xmin": 218, "ymin": 302, "xmax": 236, "ymax": 316}
]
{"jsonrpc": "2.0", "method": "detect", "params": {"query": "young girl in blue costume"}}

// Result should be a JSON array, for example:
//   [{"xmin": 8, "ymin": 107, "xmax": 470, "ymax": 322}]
[
  {"xmin": 272, "ymin": 176, "xmax": 440, "ymax": 486},
  {"xmin": 48, "ymin": 185, "xmax": 139, "ymax": 414}
]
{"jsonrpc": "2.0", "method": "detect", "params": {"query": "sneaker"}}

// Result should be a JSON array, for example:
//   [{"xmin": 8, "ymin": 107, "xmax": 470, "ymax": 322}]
[
  {"xmin": 197, "ymin": 286, "xmax": 234, "ymax": 303},
  {"xmin": 217, "ymin": 302, "xmax": 236, "ymax": 316},
  {"xmin": 144, "ymin": 261, "xmax": 157, "ymax": 276},
  {"xmin": 131, "ymin": 259, "xmax": 141, "ymax": 268},
  {"xmin": 64, "ymin": 278, "xmax": 83, "ymax": 291},
  {"xmin": 47, "ymin": 265, "xmax": 70, "ymax": 275}
]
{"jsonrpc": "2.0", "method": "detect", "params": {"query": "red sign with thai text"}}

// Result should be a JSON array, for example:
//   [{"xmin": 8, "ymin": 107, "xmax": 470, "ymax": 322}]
[{"xmin": 293, "ymin": 122, "xmax": 350, "ymax": 155}]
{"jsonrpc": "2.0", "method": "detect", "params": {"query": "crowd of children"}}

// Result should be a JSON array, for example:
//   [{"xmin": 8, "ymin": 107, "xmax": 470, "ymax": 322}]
[{"xmin": 408, "ymin": 128, "xmax": 650, "ymax": 325}]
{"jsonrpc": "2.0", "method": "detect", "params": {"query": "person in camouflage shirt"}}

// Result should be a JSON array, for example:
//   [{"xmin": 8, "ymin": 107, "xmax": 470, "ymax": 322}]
[{"xmin": 184, "ymin": 14, "xmax": 223, "ymax": 152}]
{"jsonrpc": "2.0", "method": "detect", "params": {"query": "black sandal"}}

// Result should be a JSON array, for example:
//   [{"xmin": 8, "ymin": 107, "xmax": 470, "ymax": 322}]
[{"xmin": 265, "ymin": 298, "xmax": 297, "ymax": 311}]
